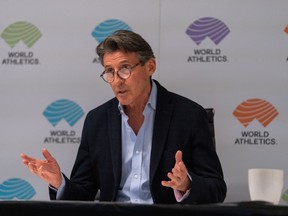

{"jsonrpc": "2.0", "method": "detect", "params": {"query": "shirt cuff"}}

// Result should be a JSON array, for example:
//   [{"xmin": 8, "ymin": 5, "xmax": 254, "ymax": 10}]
[
  {"xmin": 48, "ymin": 173, "xmax": 65, "ymax": 199},
  {"xmin": 174, "ymin": 188, "xmax": 191, "ymax": 202},
  {"xmin": 174, "ymin": 172, "xmax": 192, "ymax": 202}
]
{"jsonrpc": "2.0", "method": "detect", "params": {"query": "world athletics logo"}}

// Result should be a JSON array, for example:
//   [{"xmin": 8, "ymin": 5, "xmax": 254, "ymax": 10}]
[
  {"xmin": 186, "ymin": 17, "xmax": 230, "ymax": 45},
  {"xmin": 185, "ymin": 17, "xmax": 230, "ymax": 63},
  {"xmin": 91, "ymin": 19, "xmax": 132, "ymax": 63},
  {"xmin": 1, "ymin": 21, "xmax": 41, "ymax": 65},
  {"xmin": 43, "ymin": 99, "xmax": 84, "ymax": 127},
  {"xmin": 233, "ymin": 98, "xmax": 278, "ymax": 146},
  {"xmin": 42, "ymin": 99, "xmax": 84, "ymax": 144},
  {"xmin": 1, "ymin": 21, "xmax": 42, "ymax": 48},
  {"xmin": 0, "ymin": 178, "xmax": 36, "ymax": 200},
  {"xmin": 233, "ymin": 98, "xmax": 278, "ymax": 128}
]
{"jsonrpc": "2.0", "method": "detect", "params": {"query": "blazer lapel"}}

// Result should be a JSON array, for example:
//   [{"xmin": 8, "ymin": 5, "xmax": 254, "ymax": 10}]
[
  {"xmin": 150, "ymin": 81, "xmax": 173, "ymax": 184},
  {"xmin": 108, "ymin": 100, "xmax": 122, "ymax": 199}
]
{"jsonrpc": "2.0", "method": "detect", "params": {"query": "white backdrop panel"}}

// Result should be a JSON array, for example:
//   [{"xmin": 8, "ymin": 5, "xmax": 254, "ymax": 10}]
[{"xmin": 0, "ymin": 0, "xmax": 287, "ymax": 203}]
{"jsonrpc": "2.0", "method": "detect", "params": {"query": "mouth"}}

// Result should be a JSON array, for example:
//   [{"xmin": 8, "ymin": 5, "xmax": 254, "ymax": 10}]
[{"xmin": 117, "ymin": 89, "xmax": 128, "ymax": 96}]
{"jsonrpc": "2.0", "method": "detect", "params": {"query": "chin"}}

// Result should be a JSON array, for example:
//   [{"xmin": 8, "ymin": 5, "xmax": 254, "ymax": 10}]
[{"xmin": 117, "ymin": 97, "xmax": 129, "ymax": 105}]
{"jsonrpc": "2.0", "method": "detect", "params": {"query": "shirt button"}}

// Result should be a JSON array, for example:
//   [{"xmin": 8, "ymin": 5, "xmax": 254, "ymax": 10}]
[
  {"xmin": 135, "ymin": 150, "xmax": 140, "ymax": 154},
  {"xmin": 134, "ymin": 174, "xmax": 138, "ymax": 178}
]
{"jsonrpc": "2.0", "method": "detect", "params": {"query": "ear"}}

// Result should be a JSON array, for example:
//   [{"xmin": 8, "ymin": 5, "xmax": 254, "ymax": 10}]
[{"xmin": 147, "ymin": 58, "xmax": 156, "ymax": 75}]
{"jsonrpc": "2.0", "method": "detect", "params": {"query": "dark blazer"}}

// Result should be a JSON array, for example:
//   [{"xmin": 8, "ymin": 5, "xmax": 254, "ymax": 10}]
[{"xmin": 49, "ymin": 79, "xmax": 227, "ymax": 204}]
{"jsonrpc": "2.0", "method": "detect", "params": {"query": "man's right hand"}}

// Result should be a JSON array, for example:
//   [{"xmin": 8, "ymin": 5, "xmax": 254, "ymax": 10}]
[{"xmin": 20, "ymin": 148, "xmax": 62, "ymax": 189}]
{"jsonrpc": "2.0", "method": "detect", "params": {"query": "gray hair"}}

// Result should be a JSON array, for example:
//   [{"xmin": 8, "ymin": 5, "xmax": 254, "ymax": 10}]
[{"xmin": 96, "ymin": 30, "xmax": 155, "ymax": 66}]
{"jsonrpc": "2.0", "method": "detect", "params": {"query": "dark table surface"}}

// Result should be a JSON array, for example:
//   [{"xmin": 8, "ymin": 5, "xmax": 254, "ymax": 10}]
[{"xmin": 1, "ymin": 200, "xmax": 288, "ymax": 216}]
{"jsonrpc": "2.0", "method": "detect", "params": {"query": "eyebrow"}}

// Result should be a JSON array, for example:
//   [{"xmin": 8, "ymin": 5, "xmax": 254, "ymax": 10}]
[{"xmin": 104, "ymin": 61, "xmax": 132, "ymax": 68}]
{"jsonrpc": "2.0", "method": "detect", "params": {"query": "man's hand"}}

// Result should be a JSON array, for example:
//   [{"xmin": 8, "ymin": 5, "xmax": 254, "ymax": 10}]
[
  {"xmin": 20, "ymin": 148, "xmax": 62, "ymax": 189},
  {"xmin": 161, "ymin": 150, "xmax": 192, "ymax": 193}
]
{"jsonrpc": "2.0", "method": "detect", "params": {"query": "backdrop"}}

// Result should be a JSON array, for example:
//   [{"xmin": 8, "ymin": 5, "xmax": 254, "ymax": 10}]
[{"xmin": 0, "ymin": 0, "xmax": 287, "ymax": 203}]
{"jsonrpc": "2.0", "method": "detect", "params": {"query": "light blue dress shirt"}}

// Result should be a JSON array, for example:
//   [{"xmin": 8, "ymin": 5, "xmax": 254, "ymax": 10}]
[{"xmin": 116, "ymin": 80, "xmax": 157, "ymax": 204}]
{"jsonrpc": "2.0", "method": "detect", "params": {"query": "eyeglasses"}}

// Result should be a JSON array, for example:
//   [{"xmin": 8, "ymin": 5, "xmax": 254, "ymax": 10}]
[{"xmin": 100, "ymin": 63, "xmax": 141, "ymax": 83}]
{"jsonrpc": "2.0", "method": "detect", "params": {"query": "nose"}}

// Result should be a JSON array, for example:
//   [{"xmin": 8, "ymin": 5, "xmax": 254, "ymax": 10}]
[{"xmin": 113, "ymin": 72, "xmax": 125, "ymax": 83}]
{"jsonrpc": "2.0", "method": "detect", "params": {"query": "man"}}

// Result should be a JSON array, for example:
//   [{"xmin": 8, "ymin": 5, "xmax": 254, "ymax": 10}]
[{"xmin": 21, "ymin": 30, "xmax": 226, "ymax": 204}]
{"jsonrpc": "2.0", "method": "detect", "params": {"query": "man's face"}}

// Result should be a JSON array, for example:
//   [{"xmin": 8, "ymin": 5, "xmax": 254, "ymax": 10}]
[{"xmin": 103, "ymin": 50, "xmax": 155, "ymax": 107}]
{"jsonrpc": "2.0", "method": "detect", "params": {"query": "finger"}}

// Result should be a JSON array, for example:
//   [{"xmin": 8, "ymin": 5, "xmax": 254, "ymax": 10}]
[
  {"xmin": 42, "ymin": 148, "xmax": 54, "ymax": 162},
  {"xmin": 172, "ymin": 166, "xmax": 183, "ymax": 178},
  {"xmin": 20, "ymin": 153, "xmax": 36, "ymax": 161},
  {"xmin": 161, "ymin": 180, "xmax": 170, "ymax": 187},
  {"xmin": 22, "ymin": 159, "xmax": 30, "ymax": 166},
  {"xmin": 161, "ymin": 179, "xmax": 176, "ymax": 187},
  {"xmin": 27, "ymin": 162, "xmax": 39, "ymax": 174},
  {"xmin": 175, "ymin": 150, "xmax": 182, "ymax": 164},
  {"xmin": 177, "ymin": 161, "xmax": 187, "ymax": 173},
  {"xmin": 167, "ymin": 172, "xmax": 181, "ymax": 184},
  {"xmin": 20, "ymin": 154, "xmax": 37, "ymax": 166}
]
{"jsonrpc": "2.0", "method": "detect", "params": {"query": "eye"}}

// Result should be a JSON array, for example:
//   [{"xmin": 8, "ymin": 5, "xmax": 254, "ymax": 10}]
[
  {"xmin": 105, "ymin": 68, "xmax": 115, "ymax": 73},
  {"xmin": 121, "ymin": 64, "xmax": 132, "ymax": 70}
]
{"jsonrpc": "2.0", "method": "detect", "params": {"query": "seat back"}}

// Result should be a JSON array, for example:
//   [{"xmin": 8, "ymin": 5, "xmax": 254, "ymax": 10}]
[{"xmin": 205, "ymin": 108, "xmax": 216, "ymax": 149}]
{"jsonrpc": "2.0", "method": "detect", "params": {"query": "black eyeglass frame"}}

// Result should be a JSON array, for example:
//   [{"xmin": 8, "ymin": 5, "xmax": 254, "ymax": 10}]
[{"xmin": 100, "ymin": 62, "xmax": 141, "ymax": 83}]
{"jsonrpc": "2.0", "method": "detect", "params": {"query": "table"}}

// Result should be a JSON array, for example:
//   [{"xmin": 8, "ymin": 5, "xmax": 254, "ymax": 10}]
[{"xmin": 1, "ymin": 200, "xmax": 288, "ymax": 216}]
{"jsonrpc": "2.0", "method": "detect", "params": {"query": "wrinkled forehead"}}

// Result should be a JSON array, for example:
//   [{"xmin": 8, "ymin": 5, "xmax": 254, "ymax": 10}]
[{"xmin": 103, "ymin": 51, "xmax": 139, "ymax": 66}]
